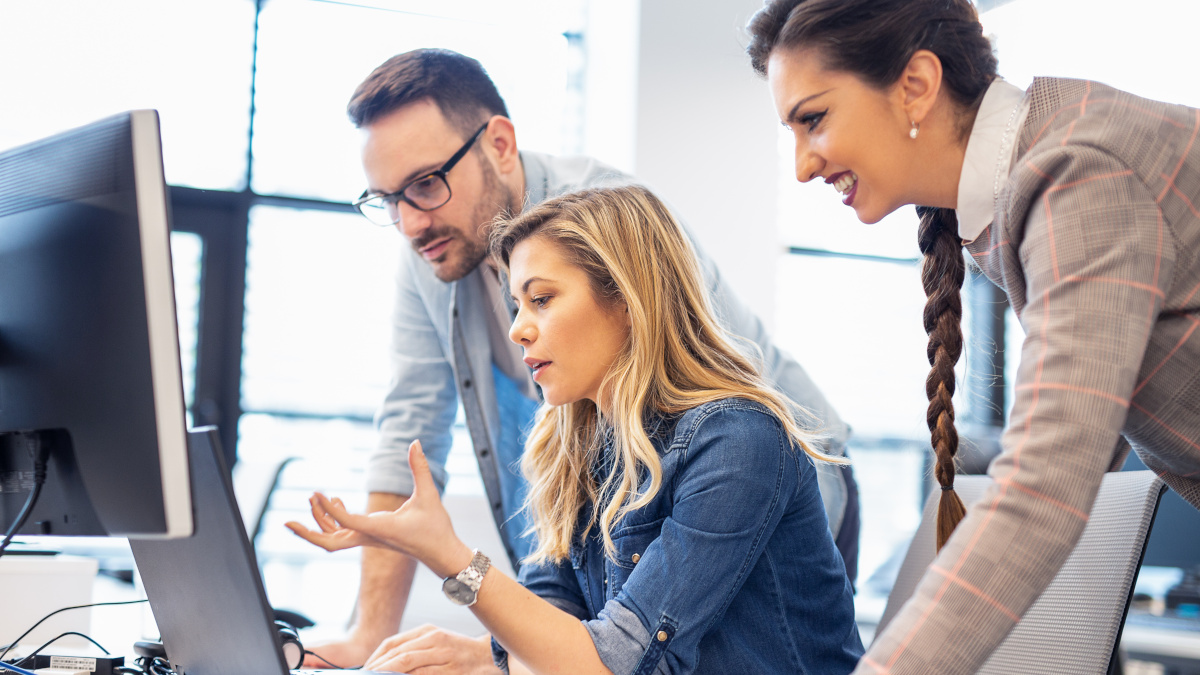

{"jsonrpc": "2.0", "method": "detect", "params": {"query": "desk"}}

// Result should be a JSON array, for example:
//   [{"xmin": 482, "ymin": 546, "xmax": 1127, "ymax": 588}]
[{"xmin": 3, "ymin": 491, "xmax": 510, "ymax": 669}]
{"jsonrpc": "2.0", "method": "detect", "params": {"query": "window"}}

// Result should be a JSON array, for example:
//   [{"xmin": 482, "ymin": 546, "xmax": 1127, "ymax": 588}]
[
  {"xmin": 0, "ymin": 0, "xmax": 255, "ymax": 191},
  {"xmin": 1, "ymin": 0, "xmax": 583, "ymax": 633}
]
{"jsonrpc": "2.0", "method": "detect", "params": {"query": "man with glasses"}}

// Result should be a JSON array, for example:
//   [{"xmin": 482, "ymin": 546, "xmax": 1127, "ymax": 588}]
[{"xmin": 308, "ymin": 48, "xmax": 860, "ymax": 673}]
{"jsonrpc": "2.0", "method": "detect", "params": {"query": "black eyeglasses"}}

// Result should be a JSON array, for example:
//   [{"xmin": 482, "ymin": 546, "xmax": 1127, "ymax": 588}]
[{"xmin": 353, "ymin": 121, "xmax": 489, "ymax": 227}]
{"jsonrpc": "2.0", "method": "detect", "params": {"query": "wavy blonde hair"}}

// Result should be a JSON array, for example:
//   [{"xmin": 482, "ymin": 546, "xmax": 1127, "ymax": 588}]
[{"xmin": 490, "ymin": 184, "xmax": 847, "ymax": 563}]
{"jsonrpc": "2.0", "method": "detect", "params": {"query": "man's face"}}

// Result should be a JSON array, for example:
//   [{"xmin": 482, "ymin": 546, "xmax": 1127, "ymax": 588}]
[{"xmin": 360, "ymin": 99, "xmax": 516, "ymax": 282}]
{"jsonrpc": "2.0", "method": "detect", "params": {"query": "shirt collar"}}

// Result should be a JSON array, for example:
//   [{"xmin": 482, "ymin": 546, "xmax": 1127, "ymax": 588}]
[
  {"xmin": 955, "ymin": 78, "xmax": 1028, "ymax": 244},
  {"xmin": 519, "ymin": 150, "xmax": 547, "ymax": 210}
]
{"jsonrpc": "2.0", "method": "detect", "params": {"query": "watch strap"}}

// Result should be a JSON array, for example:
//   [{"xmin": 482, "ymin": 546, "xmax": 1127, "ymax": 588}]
[{"xmin": 456, "ymin": 549, "xmax": 491, "ymax": 590}]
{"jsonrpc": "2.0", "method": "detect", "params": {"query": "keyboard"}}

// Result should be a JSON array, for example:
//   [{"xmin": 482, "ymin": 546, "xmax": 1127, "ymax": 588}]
[{"xmin": 1126, "ymin": 612, "xmax": 1200, "ymax": 632}]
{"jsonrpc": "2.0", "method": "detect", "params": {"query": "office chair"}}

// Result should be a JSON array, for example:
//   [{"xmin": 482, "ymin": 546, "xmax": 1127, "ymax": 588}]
[{"xmin": 877, "ymin": 470, "xmax": 1166, "ymax": 675}]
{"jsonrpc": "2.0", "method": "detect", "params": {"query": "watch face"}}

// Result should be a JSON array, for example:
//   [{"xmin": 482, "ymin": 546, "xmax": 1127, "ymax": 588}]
[{"xmin": 442, "ymin": 577, "xmax": 477, "ymax": 606}]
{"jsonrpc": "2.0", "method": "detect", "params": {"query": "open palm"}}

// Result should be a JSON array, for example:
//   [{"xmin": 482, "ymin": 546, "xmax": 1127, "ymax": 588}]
[{"xmin": 286, "ymin": 440, "xmax": 460, "ymax": 571}]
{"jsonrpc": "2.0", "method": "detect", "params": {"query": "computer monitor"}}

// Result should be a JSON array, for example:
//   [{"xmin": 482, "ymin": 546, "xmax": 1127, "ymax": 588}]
[
  {"xmin": 1124, "ymin": 452, "xmax": 1200, "ymax": 570},
  {"xmin": 0, "ymin": 110, "xmax": 192, "ymax": 541}
]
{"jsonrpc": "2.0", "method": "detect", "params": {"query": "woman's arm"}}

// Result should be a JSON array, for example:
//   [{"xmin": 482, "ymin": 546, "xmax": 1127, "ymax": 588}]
[
  {"xmin": 287, "ymin": 441, "xmax": 613, "ymax": 675},
  {"xmin": 857, "ymin": 149, "xmax": 1174, "ymax": 675}
]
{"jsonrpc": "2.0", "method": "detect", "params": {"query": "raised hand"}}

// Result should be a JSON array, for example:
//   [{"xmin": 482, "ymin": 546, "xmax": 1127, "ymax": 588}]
[
  {"xmin": 285, "ymin": 494, "xmax": 379, "ymax": 552},
  {"xmin": 286, "ymin": 440, "xmax": 471, "ymax": 577}
]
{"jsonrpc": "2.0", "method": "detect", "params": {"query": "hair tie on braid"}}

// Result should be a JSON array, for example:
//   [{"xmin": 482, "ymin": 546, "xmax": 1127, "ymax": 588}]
[{"xmin": 916, "ymin": 205, "xmax": 968, "ymax": 552}]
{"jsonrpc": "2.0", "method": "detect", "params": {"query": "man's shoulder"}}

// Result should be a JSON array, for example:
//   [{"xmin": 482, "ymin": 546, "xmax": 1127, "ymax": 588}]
[{"xmin": 522, "ymin": 150, "xmax": 637, "ymax": 199}]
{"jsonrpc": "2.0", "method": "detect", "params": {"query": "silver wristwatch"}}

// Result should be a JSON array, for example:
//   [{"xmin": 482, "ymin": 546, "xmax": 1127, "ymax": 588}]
[{"xmin": 442, "ymin": 549, "xmax": 490, "ymax": 607}]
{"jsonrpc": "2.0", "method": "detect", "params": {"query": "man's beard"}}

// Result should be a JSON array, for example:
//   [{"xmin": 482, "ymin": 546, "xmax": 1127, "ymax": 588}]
[{"xmin": 417, "ymin": 161, "xmax": 518, "ymax": 283}]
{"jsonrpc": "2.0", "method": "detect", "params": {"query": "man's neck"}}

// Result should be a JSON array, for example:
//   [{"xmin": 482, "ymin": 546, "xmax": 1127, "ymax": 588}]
[{"xmin": 510, "ymin": 152, "xmax": 527, "ymax": 203}]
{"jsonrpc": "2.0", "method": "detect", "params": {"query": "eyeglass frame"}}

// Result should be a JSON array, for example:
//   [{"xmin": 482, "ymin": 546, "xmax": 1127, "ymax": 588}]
[{"xmin": 352, "ymin": 120, "xmax": 490, "ymax": 226}]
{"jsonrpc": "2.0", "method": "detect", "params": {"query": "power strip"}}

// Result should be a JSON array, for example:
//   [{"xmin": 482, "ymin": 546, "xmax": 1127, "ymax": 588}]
[{"xmin": 22, "ymin": 656, "xmax": 124, "ymax": 675}]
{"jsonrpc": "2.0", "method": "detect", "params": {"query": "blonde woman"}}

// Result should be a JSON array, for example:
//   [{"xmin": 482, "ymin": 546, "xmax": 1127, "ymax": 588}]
[{"xmin": 288, "ymin": 185, "xmax": 862, "ymax": 675}]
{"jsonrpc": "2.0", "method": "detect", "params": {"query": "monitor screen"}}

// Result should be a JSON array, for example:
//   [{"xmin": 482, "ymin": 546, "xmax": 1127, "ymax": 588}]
[
  {"xmin": 1125, "ymin": 452, "xmax": 1200, "ymax": 570},
  {"xmin": 0, "ymin": 110, "xmax": 192, "ymax": 540}
]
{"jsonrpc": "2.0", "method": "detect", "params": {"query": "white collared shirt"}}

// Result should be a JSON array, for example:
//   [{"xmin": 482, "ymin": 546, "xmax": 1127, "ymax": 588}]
[{"xmin": 955, "ymin": 78, "xmax": 1030, "ymax": 244}]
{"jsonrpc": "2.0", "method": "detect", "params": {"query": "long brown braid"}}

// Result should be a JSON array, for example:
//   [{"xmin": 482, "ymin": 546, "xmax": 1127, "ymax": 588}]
[
  {"xmin": 917, "ymin": 205, "xmax": 967, "ymax": 550},
  {"xmin": 747, "ymin": 0, "xmax": 998, "ymax": 551}
]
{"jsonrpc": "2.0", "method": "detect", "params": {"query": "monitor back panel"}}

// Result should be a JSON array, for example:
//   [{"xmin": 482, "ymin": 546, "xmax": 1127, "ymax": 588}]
[{"xmin": 130, "ymin": 428, "xmax": 289, "ymax": 675}]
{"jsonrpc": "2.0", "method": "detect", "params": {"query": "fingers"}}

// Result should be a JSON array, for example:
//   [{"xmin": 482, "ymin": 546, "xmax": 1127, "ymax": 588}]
[
  {"xmin": 365, "ymin": 644, "xmax": 442, "ymax": 672},
  {"xmin": 408, "ymin": 440, "xmax": 440, "ymax": 500},
  {"xmin": 284, "ymin": 520, "xmax": 352, "ymax": 552},
  {"xmin": 311, "ymin": 492, "xmax": 373, "ymax": 531},
  {"xmin": 285, "ymin": 495, "xmax": 375, "ymax": 552},
  {"xmin": 371, "ymin": 624, "xmax": 437, "ymax": 656},
  {"xmin": 364, "ymin": 628, "xmax": 493, "ymax": 673},
  {"xmin": 365, "ymin": 625, "xmax": 441, "ymax": 670},
  {"xmin": 308, "ymin": 493, "xmax": 341, "ymax": 533},
  {"xmin": 365, "ymin": 634, "xmax": 451, "ymax": 672}
]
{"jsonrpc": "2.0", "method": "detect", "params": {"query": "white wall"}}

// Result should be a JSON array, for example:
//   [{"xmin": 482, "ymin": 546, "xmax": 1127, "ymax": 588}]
[
  {"xmin": 631, "ymin": 0, "xmax": 781, "ymax": 329},
  {"xmin": 581, "ymin": 0, "xmax": 641, "ymax": 174}
]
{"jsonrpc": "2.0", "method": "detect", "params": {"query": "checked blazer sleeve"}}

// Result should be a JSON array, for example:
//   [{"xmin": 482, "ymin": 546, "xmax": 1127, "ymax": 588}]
[{"xmin": 856, "ymin": 77, "xmax": 1200, "ymax": 675}]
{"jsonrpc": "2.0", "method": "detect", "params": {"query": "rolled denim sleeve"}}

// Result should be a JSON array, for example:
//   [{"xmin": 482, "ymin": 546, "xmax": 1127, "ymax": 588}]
[
  {"xmin": 367, "ymin": 252, "xmax": 459, "ymax": 495},
  {"xmin": 516, "ymin": 554, "xmax": 590, "ymax": 620},
  {"xmin": 583, "ymin": 405, "xmax": 801, "ymax": 675}
]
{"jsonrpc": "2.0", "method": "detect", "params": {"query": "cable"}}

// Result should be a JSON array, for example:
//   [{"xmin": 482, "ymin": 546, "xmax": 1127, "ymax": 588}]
[
  {"xmin": 0, "ymin": 435, "xmax": 51, "ymax": 559},
  {"xmin": 0, "ymin": 661, "xmax": 37, "ymax": 675},
  {"xmin": 302, "ymin": 649, "xmax": 362, "ymax": 670},
  {"xmin": 111, "ymin": 655, "xmax": 176, "ymax": 675},
  {"xmin": 135, "ymin": 656, "xmax": 175, "ymax": 675},
  {"xmin": 0, "ymin": 599, "xmax": 148, "ymax": 663},
  {"xmin": 11, "ymin": 632, "xmax": 109, "ymax": 668}
]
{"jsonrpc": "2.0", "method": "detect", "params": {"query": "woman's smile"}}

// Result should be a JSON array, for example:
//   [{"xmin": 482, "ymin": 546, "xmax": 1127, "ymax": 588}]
[{"xmin": 827, "ymin": 171, "xmax": 859, "ymax": 205}]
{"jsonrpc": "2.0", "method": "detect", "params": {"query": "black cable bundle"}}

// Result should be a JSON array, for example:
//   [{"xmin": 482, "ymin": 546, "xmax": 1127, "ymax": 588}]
[{"xmin": 0, "ymin": 432, "xmax": 52, "ymax": 558}]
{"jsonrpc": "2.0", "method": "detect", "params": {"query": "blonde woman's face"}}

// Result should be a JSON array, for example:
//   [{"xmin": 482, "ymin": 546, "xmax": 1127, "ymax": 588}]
[{"xmin": 507, "ymin": 236, "xmax": 630, "ymax": 408}]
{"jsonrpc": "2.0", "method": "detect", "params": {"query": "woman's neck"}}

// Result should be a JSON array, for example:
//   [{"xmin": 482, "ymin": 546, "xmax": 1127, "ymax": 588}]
[{"xmin": 909, "ymin": 96, "xmax": 976, "ymax": 210}]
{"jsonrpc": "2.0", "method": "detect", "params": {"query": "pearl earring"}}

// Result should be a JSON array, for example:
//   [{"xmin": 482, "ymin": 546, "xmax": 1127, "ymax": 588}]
[{"xmin": 909, "ymin": 121, "xmax": 920, "ymax": 139}]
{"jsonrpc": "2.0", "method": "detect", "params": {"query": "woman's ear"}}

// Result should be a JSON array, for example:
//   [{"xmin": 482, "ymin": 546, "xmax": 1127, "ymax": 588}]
[{"xmin": 897, "ymin": 49, "xmax": 944, "ymax": 126}]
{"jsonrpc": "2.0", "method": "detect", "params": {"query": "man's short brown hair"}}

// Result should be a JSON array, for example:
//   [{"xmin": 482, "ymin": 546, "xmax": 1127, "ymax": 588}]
[{"xmin": 347, "ymin": 48, "xmax": 510, "ymax": 136}]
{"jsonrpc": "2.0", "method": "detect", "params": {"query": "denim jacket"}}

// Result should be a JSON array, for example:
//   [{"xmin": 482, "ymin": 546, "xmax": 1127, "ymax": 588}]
[
  {"xmin": 494, "ymin": 398, "xmax": 863, "ymax": 675},
  {"xmin": 366, "ymin": 151, "xmax": 855, "ymax": 569}
]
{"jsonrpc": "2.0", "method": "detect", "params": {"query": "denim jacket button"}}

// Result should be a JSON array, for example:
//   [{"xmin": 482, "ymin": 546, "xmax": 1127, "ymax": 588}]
[
  {"xmin": 656, "ymin": 630, "xmax": 668, "ymax": 642},
  {"xmin": 631, "ymin": 553, "xmax": 640, "ymax": 564}
]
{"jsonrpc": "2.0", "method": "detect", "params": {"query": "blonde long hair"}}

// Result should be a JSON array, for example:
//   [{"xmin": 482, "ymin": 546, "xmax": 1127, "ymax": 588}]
[{"xmin": 490, "ymin": 184, "xmax": 847, "ymax": 563}]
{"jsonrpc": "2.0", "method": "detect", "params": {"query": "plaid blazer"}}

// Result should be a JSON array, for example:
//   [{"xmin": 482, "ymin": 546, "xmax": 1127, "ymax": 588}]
[{"xmin": 858, "ymin": 77, "xmax": 1200, "ymax": 675}]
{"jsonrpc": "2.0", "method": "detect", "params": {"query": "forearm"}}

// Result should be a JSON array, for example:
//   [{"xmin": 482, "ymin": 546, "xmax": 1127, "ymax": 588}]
[
  {"xmin": 424, "ymin": 545, "xmax": 607, "ymax": 675},
  {"xmin": 856, "ymin": 476, "xmax": 1091, "ymax": 674},
  {"xmin": 508, "ymin": 659, "xmax": 535, "ymax": 675},
  {"xmin": 469, "ymin": 567, "xmax": 611, "ymax": 675},
  {"xmin": 352, "ymin": 492, "xmax": 419, "ymax": 641},
  {"xmin": 297, "ymin": 447, "xmax": 607, "ymax": 674}
]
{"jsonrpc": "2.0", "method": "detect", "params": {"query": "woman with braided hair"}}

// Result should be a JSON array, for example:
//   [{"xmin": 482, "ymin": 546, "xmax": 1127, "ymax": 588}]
[{"xmin": 747, "ymin": 0, "xmax": 1200, "ymax": 673}]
